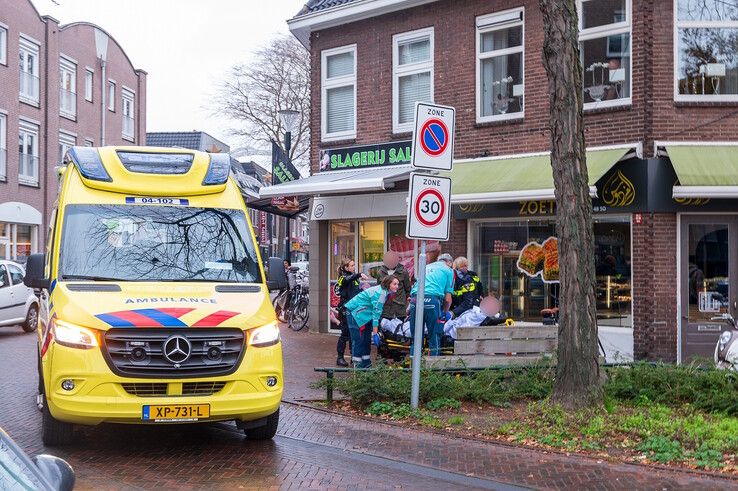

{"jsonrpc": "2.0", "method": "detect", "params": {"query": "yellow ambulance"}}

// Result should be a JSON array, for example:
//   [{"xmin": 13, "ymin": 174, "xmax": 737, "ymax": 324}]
[{"xmin": 24, "ymin": 146, "xmax": 283, "ymax": 445}]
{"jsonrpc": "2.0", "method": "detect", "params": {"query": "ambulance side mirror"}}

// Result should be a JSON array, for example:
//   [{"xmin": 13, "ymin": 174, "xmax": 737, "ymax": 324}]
[
  {"xmin": 266, "ymin": 257, "xmax": 288, "ymax": 291},
  {"xmin": 23, "ymin": 254, "xmax": 49, "ymax": 290}
]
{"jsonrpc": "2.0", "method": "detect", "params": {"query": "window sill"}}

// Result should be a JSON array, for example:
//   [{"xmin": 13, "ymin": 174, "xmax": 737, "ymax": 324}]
[
  {"xmin": 18, "ymin": 179, "xmax": 39, "ymax": 188},
  {"xmin": 321, "ymin": 135, "xmax": 356, "ymax": 146},
  {"xmin": 60, "ymin": 112, "xmax": 77, "ymax": 122},
  {"xmin": 391, "ymin": 131, "xmax": 413, "ymax": 139},
  {"xmin": 20, "ymin": 97, "xmax": 40, "ymax": 108},
  {"xmin": 583, "ymin": 100, "xmax": 631, "ymax": 114},
  {"xmin": 85, "ymin": 98, "xmax": 93, "ymax": 103},
  {"xmin": 475, "ymin": 115, "xmax": 525, "ymax": 129},
  {"xmin": 122, "ymin": 135, "xmax": 135, "ymax": 143},
  {"xmin": 674, "ymin": 99, "xmax": 738, "ymax": 108}
]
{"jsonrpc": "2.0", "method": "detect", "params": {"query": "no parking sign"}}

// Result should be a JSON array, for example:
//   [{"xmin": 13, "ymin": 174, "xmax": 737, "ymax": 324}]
[
  {"xmin": 411, "ymin": 102, "xmax": 455, "ymax": 171},
  {"xmin": 406, "ymin": 173, "xmax": 451, "ymax": 241}
]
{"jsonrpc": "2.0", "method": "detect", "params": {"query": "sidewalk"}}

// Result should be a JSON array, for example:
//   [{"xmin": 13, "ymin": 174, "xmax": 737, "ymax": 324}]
[{"xmin": 281, "ymin": 323, "xmax": 339, "ymax": 401}]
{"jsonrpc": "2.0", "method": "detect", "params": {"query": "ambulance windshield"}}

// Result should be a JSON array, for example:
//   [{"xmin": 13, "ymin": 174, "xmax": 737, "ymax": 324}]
[{"xmin": 59, "ymin": 204, "xmax": 262, "ymax": 283}]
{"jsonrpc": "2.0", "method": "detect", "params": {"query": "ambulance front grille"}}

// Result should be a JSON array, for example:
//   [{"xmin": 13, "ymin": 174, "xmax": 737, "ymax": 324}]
[
  {"xmin": 102, "ymin": 328, "xmax": 245, "ymax": 379},
  {"xmin": 121, "ymin": 382, "xmax": 227, "ymax": 397}
]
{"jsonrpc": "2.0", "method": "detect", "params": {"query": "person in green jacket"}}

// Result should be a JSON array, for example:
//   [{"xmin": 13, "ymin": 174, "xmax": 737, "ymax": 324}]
[
  {"xmin": 344, "ymin": 275, "xmax": 400, "ymax": 368},
  {"xmin": 377, "ymin": 251, "xmax": 412, "ymax": 320}
]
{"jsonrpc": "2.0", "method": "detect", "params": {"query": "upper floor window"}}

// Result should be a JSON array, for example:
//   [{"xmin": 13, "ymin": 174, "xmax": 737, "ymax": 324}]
[
  {"xmin": 676, "ymin": 0, "xmax": 738, "ymax": 100},
  {"xmin": 477, "ymin": 9, "xmax": 525, "ymax": 122},
  {"xmin": 19, "ymin": 36, "xmax": 40, "ymax": 105},
  {"xmin": 59, "ymin": 56, "xmax": 77, "ymax": 119},
  {"xmin": 84, "ymin": 138, "xmax": 94, "ymax": 147},
  {"xmin": 122, "ymin": 88, "xmax": 135, "ymax": 141},
  {"xmin": 58, "ymin": 131, "xmax": 76, "ymax": 164},
  {"xmin": 84, "ymin": 68, "xmax": 94, "ymax": 102},
  {"xmin": 321, "ymin": 45, "xmax": 356, "ymax": 142},
  {"xmin": 578, "ymin": 0, "xmax": 632, "ymax": 109},
  {"xmin": 0, "ymin": 24, "xmax": 7, "ymax": 65},
  {"xmin": 393, "ymin": 28, "xmax": 434, "ymax": 133},
  {"xmin": 108, "ymin": 80, "xmax": 115, "ymax": 111},
  {"xmin": 0, "ymin": 113, "xmax": 7, "ymax": 181},
  {"xmin": 18, "ymin": 120, "xmax": 39, "ymax": 186}
]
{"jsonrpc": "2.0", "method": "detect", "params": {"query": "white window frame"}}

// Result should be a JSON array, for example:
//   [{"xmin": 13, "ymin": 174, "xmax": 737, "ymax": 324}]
[
  {"xmin": 84, "ymin": 138, "xmax": 94, "ymax": 147},
  {"xmin": 392, "ymin": 27, "xmax": 434, "ymax": 133},
  {"xmin": 0, "ymin": 111, "xmax": 7, "ymax": 181},
  {"xmin": 578, "ymin": 0, "xmax": 633, "ymax": 110},
  {"xmin": 59, "ymin": 55, "xmax": 77, "ymax": 119},
  {"xmin": 18, "ymin": 120, "xmax": 39, "ymax": 186},
  {"xmin": 475, "ymin": 8, "xmax": 525, "ymax": 123},
  {"xmin": 673, "ymin": 0, "xmax": 738, "ymax": 102},
  {"xmin": 108, "ymin": 80, "xmax": 116, "ymax": 111},
  {"xmin": 84, "ymin": 67, "xmax": 94, "ymax": 102},
  {"xmin": 0, "ymin": 22, "xmax": 7, "ymax": 65},
  {"xmin": 321, "ymin": 44, "xmax": 357, "ymax": 142},
  {"xmin": 19, "ymin": 36, "xmax": 40, "ymax": 105},
  {"xmin": 58, "ymin": 131, "xmax": 76, "ymax": 164},
  {"xmin": 121, "ymin": 88, "xmax": 135, "ymax": 141}
]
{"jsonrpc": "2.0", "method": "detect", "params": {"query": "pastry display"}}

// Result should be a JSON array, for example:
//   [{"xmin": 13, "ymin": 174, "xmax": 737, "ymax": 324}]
[
  {"xmin": 518, "ymin": 242, "xmax": 545, "ymax": 276},
  {"xmin": 542, "ymin": 238, "xmax": 559, "ymax": 281}
]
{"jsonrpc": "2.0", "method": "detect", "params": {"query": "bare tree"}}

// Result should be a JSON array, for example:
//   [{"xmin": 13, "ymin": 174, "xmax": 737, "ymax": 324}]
[
  {"xmin": 539, "ymin": 0, "xmax": 602, "ymax": 409},
  {"xmin": 214, "ymin": 35, "xmax": 310, "ymax": 170}
]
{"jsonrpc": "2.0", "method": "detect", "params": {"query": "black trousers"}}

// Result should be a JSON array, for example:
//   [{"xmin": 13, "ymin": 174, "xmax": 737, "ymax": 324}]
[{"xmin": 336, "ymin": 310, "xmax": 352, "ymax": 356}]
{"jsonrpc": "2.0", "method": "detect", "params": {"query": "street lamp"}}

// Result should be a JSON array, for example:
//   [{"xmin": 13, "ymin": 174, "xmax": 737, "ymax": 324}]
[
  {"xmin": 277, "ymin": 109, "xmax": 300, "ymax": 262},
  {"xmin": 278, "ymin": 109, "xmax": 300, "ymax": 157}
]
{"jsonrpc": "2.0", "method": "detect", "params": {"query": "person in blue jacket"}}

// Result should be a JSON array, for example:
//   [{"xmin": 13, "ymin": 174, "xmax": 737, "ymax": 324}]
[
  {"xmin": 344, "ymin": 275, "xmax": 400, "ymax": 368},
  {"xmin": 408, "ymin": 253, "xmax": 455, "ymax": 356}
]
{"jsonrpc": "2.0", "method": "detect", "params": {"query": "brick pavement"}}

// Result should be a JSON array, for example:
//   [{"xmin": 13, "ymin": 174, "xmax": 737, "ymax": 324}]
[{"xmin": 2, "ymin": 326, "xmax": 738, "ymax": 490}]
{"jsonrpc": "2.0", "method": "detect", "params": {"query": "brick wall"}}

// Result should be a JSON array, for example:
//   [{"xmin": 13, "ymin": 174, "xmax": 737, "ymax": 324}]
[
  {"xmin": 632, "ymin": 213, "xmax": 678, "ymax": 362},
  {"xmin": 0, "ymin": 0, "xmax": 146, "ymax": 251}
]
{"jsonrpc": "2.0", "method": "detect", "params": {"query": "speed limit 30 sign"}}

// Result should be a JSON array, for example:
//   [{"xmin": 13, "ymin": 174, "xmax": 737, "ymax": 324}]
[{"xmin": 406, "ymin": 172, "xmax": 451, "ymax": 241}]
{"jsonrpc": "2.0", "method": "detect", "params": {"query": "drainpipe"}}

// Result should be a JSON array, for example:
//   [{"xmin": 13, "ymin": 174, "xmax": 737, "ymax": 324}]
[{"xmin": 100, "ymin": 58, "xmax": 106, "ymax": 146}]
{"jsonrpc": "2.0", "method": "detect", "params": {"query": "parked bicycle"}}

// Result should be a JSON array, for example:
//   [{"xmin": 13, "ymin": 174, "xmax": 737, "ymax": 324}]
[{"xmin": 271, "ymin": 266, "xmax": 309, "ymax": 331}]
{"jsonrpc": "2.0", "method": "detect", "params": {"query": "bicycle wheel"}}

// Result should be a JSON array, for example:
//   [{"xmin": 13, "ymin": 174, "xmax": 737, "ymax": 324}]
[{"xmin": 289, "ymin": 298, "xmax": 309, "ymax": 331}]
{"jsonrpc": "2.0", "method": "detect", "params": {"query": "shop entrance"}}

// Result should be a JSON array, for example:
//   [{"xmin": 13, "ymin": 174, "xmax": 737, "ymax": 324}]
[{"xmin": 680, "ymin": 216, "xmax": 738, "ymax": 362}]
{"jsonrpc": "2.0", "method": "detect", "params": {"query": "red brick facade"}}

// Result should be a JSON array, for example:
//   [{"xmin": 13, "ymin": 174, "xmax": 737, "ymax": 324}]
[
  {"xmin": 0, "ymin": 0, "xmax": 146, "ymax": 258},
  {"xmin": 301, "ymin": 0, "xmax": 738, "ymax": 358}
]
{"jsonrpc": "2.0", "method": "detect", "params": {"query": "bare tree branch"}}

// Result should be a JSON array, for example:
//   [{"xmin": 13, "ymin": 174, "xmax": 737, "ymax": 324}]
[{"xmin": 212, "ymin": 35, "xmax": 311, "ymax": 174}]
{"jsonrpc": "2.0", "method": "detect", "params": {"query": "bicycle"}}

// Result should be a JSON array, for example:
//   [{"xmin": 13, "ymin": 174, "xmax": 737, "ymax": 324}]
[{"xmin": 288, "ymin": 270, "xmax": 310, "ymax": 331}]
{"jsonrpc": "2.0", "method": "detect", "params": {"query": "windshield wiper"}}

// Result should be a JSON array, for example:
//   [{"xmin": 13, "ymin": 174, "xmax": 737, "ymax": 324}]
[{"xmin": 61, "ymin": 274, "xmax": 123, "ymax": 282}]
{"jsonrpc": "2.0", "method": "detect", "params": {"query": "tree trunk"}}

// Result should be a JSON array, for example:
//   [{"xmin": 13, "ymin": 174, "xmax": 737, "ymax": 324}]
[{"xmin": 539, "ymin": 0, "xmax": 602, "ymax": 409}]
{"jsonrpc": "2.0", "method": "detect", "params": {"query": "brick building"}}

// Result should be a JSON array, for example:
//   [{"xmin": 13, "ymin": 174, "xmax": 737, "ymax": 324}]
[
  {"xmin": 261, "ymin": 0, "xmax": 738, "ymax": 363},
  {"xmin": 0, "ymin": 0, "xmax": 147, "ymax": 263}
]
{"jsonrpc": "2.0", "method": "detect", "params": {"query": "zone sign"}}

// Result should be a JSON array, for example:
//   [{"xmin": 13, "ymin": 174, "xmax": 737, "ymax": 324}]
[
  {"xmin": 411, "ymin": 102, "xmax": 456, "ymax": 171},
  {"xmin": 406, "ymin": 173, "xmax": 451, "ymax": 241}
]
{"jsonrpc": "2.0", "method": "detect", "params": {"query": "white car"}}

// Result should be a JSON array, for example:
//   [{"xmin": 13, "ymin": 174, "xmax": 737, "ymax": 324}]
[{"xmin": 0, "ymin": 260, "xmax": 39, "ymax": 332}]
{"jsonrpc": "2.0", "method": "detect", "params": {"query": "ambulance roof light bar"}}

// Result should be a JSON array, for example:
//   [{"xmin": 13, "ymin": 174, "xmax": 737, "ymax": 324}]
[
  {"xmin": 67, "ymin": 146, "xmax": 112, "ymax": 182},
  {"xmin": 202, "ymin": 153, "xmax": 231, "ymax": 186}
]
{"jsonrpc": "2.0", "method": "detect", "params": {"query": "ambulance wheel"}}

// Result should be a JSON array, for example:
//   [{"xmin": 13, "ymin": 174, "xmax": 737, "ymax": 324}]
[
  {"xmin": 244, "ymin": 409, "xmax": 279, "ymax": 440},
  {"xmin": 41, "ymin": 395, "xmax": 74, "ymax": 446}
]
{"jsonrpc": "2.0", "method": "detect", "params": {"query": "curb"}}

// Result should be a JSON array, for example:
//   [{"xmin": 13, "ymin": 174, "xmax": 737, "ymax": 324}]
[{"xmin": 282, "ymin": 400, "xmax": 738, "ymax": 484}]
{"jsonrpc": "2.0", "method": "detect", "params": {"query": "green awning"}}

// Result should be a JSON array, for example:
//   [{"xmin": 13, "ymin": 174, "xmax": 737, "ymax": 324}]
[
  {"xmin": 448, "ymin": 148, "xmax": 630, "ymax": 203},
  {"xmin": 668, "ymin": 145, "xmax": 738, "ymax": 199}
]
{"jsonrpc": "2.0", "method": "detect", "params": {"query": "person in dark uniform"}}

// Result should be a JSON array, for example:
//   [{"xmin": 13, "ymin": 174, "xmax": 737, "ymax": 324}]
[
  {"xmin": 335, "ymin": 258, "xmax": 368, "ymax": 366},
  {"xmin": 451, "ymin": 256, "xmax": 486, "ymax": 318}
]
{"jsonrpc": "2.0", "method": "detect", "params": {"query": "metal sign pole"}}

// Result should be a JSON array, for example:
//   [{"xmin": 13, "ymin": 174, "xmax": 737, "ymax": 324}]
[{"xmin": 410, "ymin": 239, "xmax": 427, "ymax": 409}]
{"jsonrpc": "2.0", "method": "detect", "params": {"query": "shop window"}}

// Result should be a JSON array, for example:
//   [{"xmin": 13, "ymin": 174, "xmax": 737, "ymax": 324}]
[
  {"xmin": 0, "ymin": 222, "xmax": 37, "ymax": 262},
  {"xmin": 477, "ymin": 9, "xmax": 524, "ymax": 121},
  {"xmin": 578, "ymin": 0, "xmax": 631, "ymax": 108},
  {"xmin": 321, "ymin": 45, "xmax": 356, "ymax": 141},
  {"xmin": 675, "ymin": 0, "xmax": 738, "ymax": 100},
  {"xmin": 473, "ymin": 217, "xmax": 631, "ymax": 326},
  {"xmin": 686, "ymin": 224, "xmax": 730, "ymax": 322},
  {"xmin": 393, "ymin": 28, "xmax": 434, "ymax": 133},
  {"xmin": 359, "ymin": 221, "xmax": 385, "ymax": 278}
]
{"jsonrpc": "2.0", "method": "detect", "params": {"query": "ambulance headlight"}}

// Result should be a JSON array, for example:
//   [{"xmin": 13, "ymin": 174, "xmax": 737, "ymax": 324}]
[
  {"xmin": 68, "ymin": 147, "xmax": 112, "ymax": 182},
  {"xmin": 719, "ymin": 331, "xmax": 733, "ymax": 349},
  {"xmin": 53, "ymin": 320, "xmax": 98, "ymax": 349},
  {"xmin": 202, "ymin": 153, "xmax": 231, "ymax": 185},
  {"xmin": 248, "ymin": 322, "xmax": 280, "ymax": 347}
]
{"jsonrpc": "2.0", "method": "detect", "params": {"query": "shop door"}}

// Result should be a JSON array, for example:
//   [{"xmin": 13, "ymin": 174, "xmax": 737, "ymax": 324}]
[{"xmin": 680, "ymin": 216, "xmax": 738, "ymax": 362}]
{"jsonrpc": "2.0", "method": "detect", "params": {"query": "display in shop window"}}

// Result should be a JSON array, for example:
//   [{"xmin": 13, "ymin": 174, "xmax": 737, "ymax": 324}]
[{"xmin": 517, "ymin": 237, "xmax": 559, "ymax": 283}]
